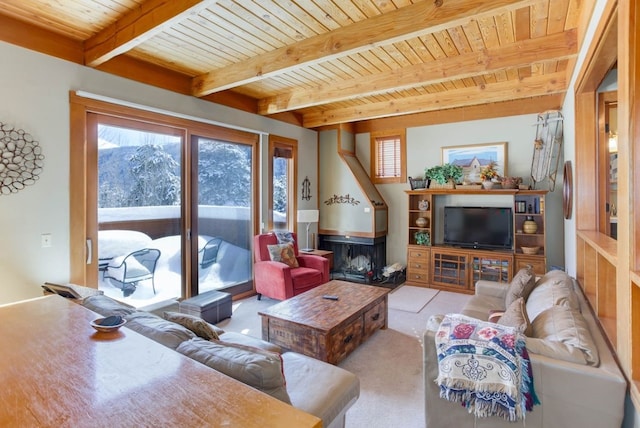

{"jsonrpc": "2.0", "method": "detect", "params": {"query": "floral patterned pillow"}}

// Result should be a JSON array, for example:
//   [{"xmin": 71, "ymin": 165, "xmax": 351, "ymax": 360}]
[{"xmin": 267, "ymin": 243, "xmax": 299, "ymax": 268}]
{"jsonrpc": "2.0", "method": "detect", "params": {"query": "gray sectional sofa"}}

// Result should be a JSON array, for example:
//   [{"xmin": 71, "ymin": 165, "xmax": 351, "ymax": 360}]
[
  {"xmin": 423, "ymin": 269, "xmax": 627, "ymax": 428},
  {"xmin": 83, "ymin": 294, "xmax": 359, "ymax": 428}
]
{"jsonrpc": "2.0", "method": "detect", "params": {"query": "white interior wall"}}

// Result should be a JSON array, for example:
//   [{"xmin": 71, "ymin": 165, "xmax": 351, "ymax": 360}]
[{"xmin": 0, "ymin": 41, "xmax": 317, "ymax": 305}]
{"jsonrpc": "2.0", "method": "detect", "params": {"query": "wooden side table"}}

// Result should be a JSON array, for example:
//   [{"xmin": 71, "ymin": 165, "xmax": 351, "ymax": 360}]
[{"xmin": 300, "ymin": 249, "xmax": 333, "ymax": 270}]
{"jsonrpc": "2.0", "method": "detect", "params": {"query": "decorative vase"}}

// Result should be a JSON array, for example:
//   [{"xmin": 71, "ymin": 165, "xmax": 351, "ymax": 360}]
[
  {"xmin": 523, "ymin": 216, "xmax": 538, "ymax": 234},
  {"xmin": 415, "ymin": 217, "xmax": 428, "ymax": 228},
  {"xmin": 482, "ymin": 180, "xmax": 494, "ymax": 190},
  {"xmin": 418, "ymin": 200, "xmax": 429, "ymax": 211}
]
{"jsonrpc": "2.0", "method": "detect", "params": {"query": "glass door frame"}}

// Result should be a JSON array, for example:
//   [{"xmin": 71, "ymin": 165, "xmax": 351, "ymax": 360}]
[{"xmin": 69, "ymin": 93, "xmax": 260, "ymax": 300}]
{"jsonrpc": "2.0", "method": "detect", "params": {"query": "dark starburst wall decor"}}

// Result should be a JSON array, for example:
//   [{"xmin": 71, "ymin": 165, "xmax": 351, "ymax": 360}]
[
  {"xmin": 324, "ymin": 194, "xmax": 360, "ymax": 206},
  {"xmin": 0, "ymin": 122, "xmax": 44, "ymax": 195},
  {"xmin": 302, "ymin": 176, "xmax": 311, "ymax": 200}
]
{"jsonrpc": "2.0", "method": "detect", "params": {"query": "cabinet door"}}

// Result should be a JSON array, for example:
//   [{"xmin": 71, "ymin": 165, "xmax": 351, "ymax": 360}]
[
  {"xmin": 431, "ymin": 251, "xmax": 468, "ymax": 291},
  {"xmin": 471, "ymin": 255, "xmax": 513, "ymax": 287}
]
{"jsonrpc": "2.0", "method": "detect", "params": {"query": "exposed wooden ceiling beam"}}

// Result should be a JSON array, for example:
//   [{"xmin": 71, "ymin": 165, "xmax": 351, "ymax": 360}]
[
  {"xmin": 259, "ymin": 29, "xmax": 577, "ymax": 114},
  {"xmin": 303, "ymin": 71, "xmax": 567, "ymax": 127},
  {"xmin": 353, "ymin": 94, "xmax": 564, "ymax": 133},
  {"xmin": 84, "ymin": 0, "xmax": 216, "ymax": 67},
  {"xmin": 192, "ymin": 0, "xmax": 536, "ymax": 97},
  {"xmin": 0, "ymin": 14, "xmax": 83, "ymax": 64}
]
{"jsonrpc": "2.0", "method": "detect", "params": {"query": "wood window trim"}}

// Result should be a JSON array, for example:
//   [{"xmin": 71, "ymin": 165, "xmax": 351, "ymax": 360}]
[
  {"xmin": 69, "ymin": 92, "xmax": 260, "ymax": 293},
  {"xmin": 370, "ymin": 129, "xmax": 406, "ymax": 184},
  {"xmin": 267, "ymin": 134, "xmax": 298, "ymax": 232}
]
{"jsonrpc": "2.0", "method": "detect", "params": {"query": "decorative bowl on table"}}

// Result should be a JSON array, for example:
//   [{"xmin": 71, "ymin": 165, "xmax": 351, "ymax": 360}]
[
  {"xmin": 520, "ymin": 246, "xmax": 541, "ymax": 255},
  {"xmin": 91, "ymin": 315, "xmax": 127, "ymax": 332}
]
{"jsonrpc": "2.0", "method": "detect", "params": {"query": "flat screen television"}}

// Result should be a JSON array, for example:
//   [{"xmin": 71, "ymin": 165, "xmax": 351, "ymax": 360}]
[{"xmin": 443, "ymin": 206, "xmax": 513, "ymax": 250}]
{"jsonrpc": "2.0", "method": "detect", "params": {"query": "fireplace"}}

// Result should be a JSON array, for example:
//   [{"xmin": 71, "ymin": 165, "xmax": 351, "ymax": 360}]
[{"xmin": 319, "ymin": 235, "xmax": 386, "ymax": 284}]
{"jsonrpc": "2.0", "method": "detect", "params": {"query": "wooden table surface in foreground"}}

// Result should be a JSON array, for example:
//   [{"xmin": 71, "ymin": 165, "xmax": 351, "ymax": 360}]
[
  {"xmin": 259, "ymin": 280, "xmax": 389, "ymax": 364},
  {"xmin": 0, "ymin": 295, "xmax": 320, "ymax": 428}
]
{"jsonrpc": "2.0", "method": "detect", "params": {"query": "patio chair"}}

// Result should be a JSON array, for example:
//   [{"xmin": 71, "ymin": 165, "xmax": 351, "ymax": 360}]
[
  {"xmin": 199, "ymin": 237, "xmax": 222, "ymax": 269},
  {"xmin": 104, "ymin": 248, "xmax": 161, "ymax": 297}
]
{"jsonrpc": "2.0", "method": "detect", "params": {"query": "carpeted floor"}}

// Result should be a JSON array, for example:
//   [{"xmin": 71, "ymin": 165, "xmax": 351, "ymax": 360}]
[
  {"xmin": 209, "ymin": 284, "xmax": 470, "ymax": 428},
  {"xmin": 388, "ymin": 285, "xmax": 440, "ymax": 313}
]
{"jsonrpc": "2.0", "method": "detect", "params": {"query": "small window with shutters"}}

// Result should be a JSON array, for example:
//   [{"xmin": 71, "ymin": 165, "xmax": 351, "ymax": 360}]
[{"xmin": 370, "ymin": 129, "xmax": 406, "ymax": 184}]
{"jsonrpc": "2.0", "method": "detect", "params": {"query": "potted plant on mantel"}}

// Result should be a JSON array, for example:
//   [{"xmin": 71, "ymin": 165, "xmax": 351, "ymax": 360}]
[
  {"xmin": 424, "ymin": 163, "xmax": 463, "ymax": 189},
  {"xmin": 479, "ymin": 161, "xmax": 500, "ymax": 189}
]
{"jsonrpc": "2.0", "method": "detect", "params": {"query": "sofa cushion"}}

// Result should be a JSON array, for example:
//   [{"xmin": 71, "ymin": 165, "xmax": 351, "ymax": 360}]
[
  {"xmin": 462, "ymin": 294, "xmax": 505, "ymax": 320},
  {"xmin": 124, "ymin": 311, "xmax": 195, "ymax": 349},
  {"xmin": 497, "ymin": 297, "xmax": 532, "ymax": 336},
  {"xmin": 163, "ymin": 311, "xmax": 220, "ymax": 341},
  {"xmin": 176, "ymin": 337, "xmax": 291, "ymax": 404},
  {"xmin": 526, "ymin": 270, "xmax": 581, "ymax": 322},
  {"xmin": 82, "ymin": 294, "xmax": 137, "ymax": 317},
  {"xmin": 526, "ymin": 305, "xmax": 599, "ymax": 366},
  {"xmin": 505, "ymin": 265, "xmax": 536, "ymax": 307},
  {"xmin": 267, "ymin": 243, "xmax": 299, "ymax": 268},
  {"xmin": 218, "ymin": 331, "xmax": 283, "ymax": 353}
]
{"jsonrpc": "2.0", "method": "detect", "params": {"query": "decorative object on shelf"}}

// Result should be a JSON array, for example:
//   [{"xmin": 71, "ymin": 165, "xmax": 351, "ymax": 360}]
[
  {"xmin": 523, "ymin": 216, "xmax": 538, "ymax": 234},
  {"xmin": 521, "ymin": 246, "xmax": 541, "ymax": 255},
  {"xmin": 457, "ymin": 183, "xmax": 482, "ymax": 189},
  {"xmin": 482, "ymin": 180, "xmax": 494, "ymax": 190},
  {"xmin": 563, "ymin": 161, "xmax": 573, "ymax": 220},
  {"xmin": 408, "ymin": 176, "xmax": 427, "ymax": 190},
  {"xmin": 324, "ymin": 194, "xmax": 360, "ymax": 206},
  {"xmin": 414, "ymin": 231, "xmax": 430, "ymax": 246},
  {"xmin": 418, "ymin": 200, "xmax": 429, "ymax": 211},
  {"xmin": 301, "ymin": 176, "xmax": 311, "ymax": 200},
  {"xmin": 425, "ymin": 163, "xmax": 463, "ymax": 189},
  {"xmin": 501, "ymin": 176, "xmax": 523, "ymax": 189},
  {"xmin": 530, "ymin": 110, "xmax": 563, "ymax": 191},
  {"xmin": 415, "ymin": 217, "xmax": 428, "ymax": 228},
  {"xmin": 441, "ymin": 142, "xmax": 507, "ymax": 184},
  {"xmin": 0, "ymin": 121, "xmax": 45, "ymax": 195},
  {"xmin": 479, "ymin": 160, "xmax": 500, "ymax": 182}
]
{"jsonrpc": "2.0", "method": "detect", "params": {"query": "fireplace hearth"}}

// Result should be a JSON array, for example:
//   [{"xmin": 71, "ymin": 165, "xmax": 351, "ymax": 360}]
[{"xmin": 319, "ymin": 235, "xmax": 387, "ymax": 284}]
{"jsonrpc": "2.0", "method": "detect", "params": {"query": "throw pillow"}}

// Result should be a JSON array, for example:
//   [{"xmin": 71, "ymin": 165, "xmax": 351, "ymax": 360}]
[
  {"xmin": 497, "ymin": 297, "xmax": 532, "ymax": 336},
  {"xmin": 504, "ymin": 265, "xmax": 536, "ymax": 307},
  {"xmin": 527, "ymin": 305, "xmax": 599, "ymax": 366},
  {"xmin": 163, "ymin": 311, "xmax": 220, "ymax": 341},
  {"xmin": 124, "ymin": 311, "xmax": 196, "ymax": 349},
  {"xmin": 267, "ymin": 243, "xmax": 299, "ymax": 268},
  {"xmin": 273, "ymin": 231, "xmax": 295, "ymax": 245},
  {"xmin": 176, "ymin": 337, "xmax": 291, "ymax": 404}
]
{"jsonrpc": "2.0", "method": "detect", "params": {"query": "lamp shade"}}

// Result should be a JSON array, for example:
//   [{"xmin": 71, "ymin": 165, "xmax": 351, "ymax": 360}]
[{"xmin": 297, "ymin": 209, "xmax": 319, "ymax": 223}]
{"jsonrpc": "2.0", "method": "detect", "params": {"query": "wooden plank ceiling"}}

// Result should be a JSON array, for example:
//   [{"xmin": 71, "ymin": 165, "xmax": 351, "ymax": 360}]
[{"xmin": 0, "ymin": 0, "xmax": 589, "ymax": 129}]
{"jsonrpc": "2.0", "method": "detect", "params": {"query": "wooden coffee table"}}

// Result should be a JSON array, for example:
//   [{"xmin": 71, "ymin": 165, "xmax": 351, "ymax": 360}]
[{"xmin": 258, "ymin": 280, "xmax": 389, "ymax": 365}]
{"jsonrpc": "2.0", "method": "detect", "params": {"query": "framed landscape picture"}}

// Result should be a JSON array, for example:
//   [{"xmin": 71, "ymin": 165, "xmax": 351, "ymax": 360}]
[{"xmin": 441, "ymin": 142, "xmax": 508, "ymax": 184}]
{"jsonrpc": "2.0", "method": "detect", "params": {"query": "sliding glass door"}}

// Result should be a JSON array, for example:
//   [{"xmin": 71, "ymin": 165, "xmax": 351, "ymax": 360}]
[
  {"xmin": 94, "ymin": 116, "xmax": 184, "ymax": 307},
  {"xmin": 193, "ymin": 135, "xmax": 255, "ymax": 297},
  {"xmin": 71, "ymin": 94, "xmax": 260, "ymax": 307}
]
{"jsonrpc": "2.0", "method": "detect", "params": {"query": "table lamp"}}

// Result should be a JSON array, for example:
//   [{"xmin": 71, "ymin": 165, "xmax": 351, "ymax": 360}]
[{"xmin": 297, "ymin": 209, "xmax": 319, "ymax": 252}]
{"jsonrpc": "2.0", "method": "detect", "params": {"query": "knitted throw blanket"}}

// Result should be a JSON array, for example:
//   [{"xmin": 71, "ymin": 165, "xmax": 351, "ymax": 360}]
[{"xmin": 435, "ymin": 314, "xmax": 539, "ymax": 421}]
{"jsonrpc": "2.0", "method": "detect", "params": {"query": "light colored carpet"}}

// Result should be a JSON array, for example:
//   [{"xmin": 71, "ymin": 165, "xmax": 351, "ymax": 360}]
[
  {"xmin": 388, "ymin": 285, "xmax": 440, "ymax": 313},
  {"xmin": 206, "ymin": 287, "xmax": 470, "ymax": 428}
]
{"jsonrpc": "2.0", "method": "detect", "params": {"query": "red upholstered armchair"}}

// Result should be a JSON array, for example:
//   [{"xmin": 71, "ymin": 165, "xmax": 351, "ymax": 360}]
[{"xmin": 253, "ymin": 232, "xmax": 330, "ymax": 300}]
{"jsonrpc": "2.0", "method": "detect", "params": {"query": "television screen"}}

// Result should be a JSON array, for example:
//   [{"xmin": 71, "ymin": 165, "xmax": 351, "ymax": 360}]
[{"xmin": 443, "ymin": 206, "xmax": 513, "ymax": 250}]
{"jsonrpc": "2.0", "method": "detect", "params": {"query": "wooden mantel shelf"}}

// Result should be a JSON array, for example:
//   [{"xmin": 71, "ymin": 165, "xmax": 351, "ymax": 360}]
[{"xmin": 405, "ymin": 188, "xmax": 547, "ymax": 195}]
